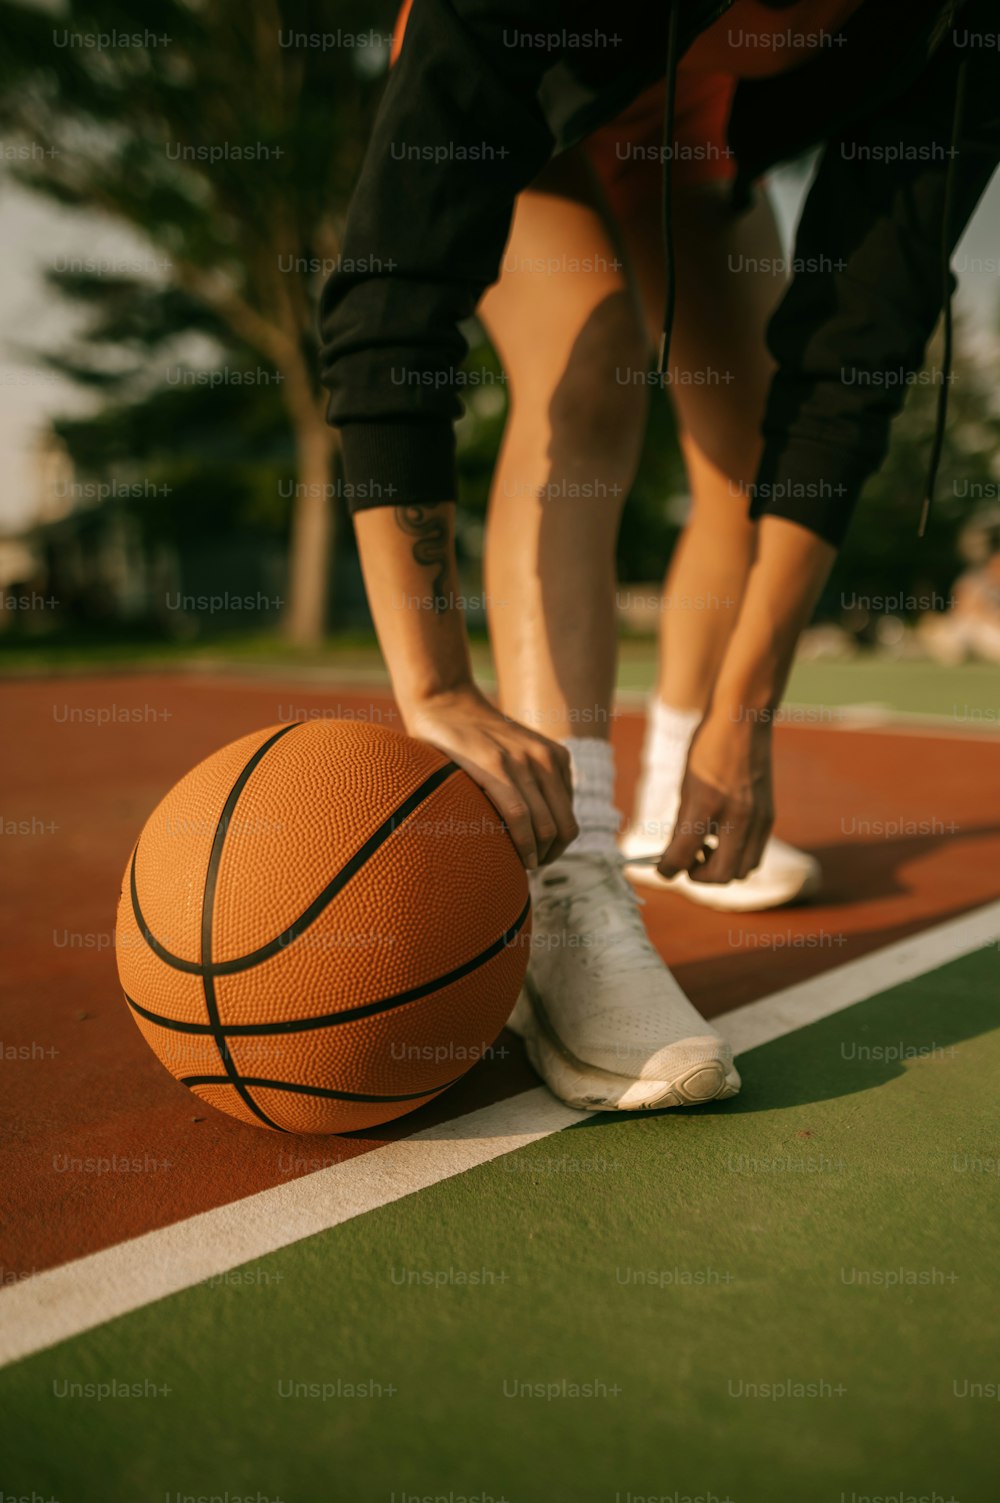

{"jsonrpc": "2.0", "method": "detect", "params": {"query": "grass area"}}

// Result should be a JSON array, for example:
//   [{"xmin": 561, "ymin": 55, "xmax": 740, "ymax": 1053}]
[{"xmin": 1, "ymin": 630, "xmax": 998, "ymax": 723}]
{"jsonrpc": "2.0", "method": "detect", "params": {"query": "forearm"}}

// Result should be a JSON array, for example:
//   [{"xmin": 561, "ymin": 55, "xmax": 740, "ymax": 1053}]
[
  {"xmin": 660, "ymin": 516, "xmax": 834, "ymax": 881},
  {"xmin": 710, "ymin": 516, "xmax": 836, "ymax": 722},
  {"xmin": 354, "ymin": 502, "xmax": 476, "ymax": 723},
  {"xmin": 354, "ymin": 501, "xmax": 579, "ymax": 867}
]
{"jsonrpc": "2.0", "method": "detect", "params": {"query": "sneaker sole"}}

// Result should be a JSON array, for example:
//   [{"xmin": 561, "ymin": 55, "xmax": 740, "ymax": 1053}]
[{"xmin": 510, "ymin": 981, "xmax": 741, "ymax": 1113}]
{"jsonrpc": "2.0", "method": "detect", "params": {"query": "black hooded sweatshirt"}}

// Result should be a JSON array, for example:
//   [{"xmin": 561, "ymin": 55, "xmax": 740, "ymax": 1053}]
[{"xmin": 318, "ymin": 0, "xmax": 1000, "ymax": 546}]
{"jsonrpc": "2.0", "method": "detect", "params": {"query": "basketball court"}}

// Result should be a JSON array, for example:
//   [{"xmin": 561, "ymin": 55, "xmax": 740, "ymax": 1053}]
[{"xmin": 1, "ymin": 670, "xmax": 998, "ymax": 1501}]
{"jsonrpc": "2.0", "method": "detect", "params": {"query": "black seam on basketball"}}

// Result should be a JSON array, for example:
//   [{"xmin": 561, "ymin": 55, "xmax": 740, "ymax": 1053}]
[
  {"xmin": 179, "ymin": 1074, "xmax": 460, "ymax": 1103},
  {"xmin": 200, "ymin": 726, "xmax": 299, "ymax": 1131},
  {"xmin": 122, "ymin": 893, "xmax": 530, "ymax": 1035},
  {"xmin": 130, "ymin": 758, "xmax": 460, "ymax": 977}
]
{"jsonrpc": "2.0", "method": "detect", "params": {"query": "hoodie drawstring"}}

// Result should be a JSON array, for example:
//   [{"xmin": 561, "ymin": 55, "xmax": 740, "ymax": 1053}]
[
  {"xmin": 655, "ymin": 1, "xmax": 681, "ymax": 380},
  {"xmin": 920, "ymin": 53, "xmax": 969, "ymax": 537}
]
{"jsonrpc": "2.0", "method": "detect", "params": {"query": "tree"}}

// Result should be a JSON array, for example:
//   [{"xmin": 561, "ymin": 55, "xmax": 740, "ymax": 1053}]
[
  {"xmin": 0, "ymin": 0, "xmax": 391, "ymax": 642},
  {"xmin": 822, "ymin": 319, "xmax": 1000, "ymax": 627}
]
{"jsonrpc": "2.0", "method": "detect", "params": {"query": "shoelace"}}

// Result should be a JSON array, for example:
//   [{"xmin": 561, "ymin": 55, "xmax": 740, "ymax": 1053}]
[{"xmin": 533, "ymin": 857, "xmax": 664, "ymax": 978}]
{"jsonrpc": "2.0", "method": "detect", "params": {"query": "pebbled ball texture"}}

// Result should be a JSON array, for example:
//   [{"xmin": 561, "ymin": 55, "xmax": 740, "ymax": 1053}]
[{"xmin": 116, "ymin": 720, "xmax": 530, "ymax": 1133}]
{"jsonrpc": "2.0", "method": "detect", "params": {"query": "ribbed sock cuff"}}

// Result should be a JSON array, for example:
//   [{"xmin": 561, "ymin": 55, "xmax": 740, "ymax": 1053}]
[
  {"xmin": 642, "ymin": 698, "xmax": 701, "ymax": 770},
  {"xmin": 562, "ymin": 737, "xmax": 620, "ymax": 856},
  {"xmin": 630, "ymin": 700, "xmax": 702, "ymax": 835},
  {"xmin": 647, "ymin": 697, "xmax": 701, "ymax": 748}
]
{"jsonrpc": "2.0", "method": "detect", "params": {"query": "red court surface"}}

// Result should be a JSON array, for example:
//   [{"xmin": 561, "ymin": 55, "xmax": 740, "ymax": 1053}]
[{"xmin": 2, "ymin": 673, "xmax": 998, "ymax": 1280}]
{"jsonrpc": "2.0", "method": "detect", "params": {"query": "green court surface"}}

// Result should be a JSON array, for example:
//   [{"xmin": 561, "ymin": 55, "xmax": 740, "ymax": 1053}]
[
  {"xmin": 781, "ymin": 658, "xmax": 1000, "ymax": 723},
  {"xmin": 2, "ymin": 945, "xmax": 997, "ymax": 1503}
]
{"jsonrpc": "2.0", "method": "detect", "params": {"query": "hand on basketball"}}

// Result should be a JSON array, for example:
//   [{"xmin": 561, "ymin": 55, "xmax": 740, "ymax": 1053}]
[
  {"xmin": 658, "ymin": 710, "xmax": 774, "ymax": 884},
  {"xmin": 403, "ymin": 685, "xmax": 579, "ymax": 869}
]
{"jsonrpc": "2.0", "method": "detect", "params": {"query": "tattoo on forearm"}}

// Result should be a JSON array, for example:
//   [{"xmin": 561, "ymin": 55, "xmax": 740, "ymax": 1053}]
[{"xmin": 394, "ymin": 504, "xmax": 450, "ymax": 613}]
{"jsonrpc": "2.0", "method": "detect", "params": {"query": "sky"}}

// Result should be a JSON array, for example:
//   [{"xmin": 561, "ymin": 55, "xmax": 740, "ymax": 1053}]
[{"xmin": 1, "ymin": 161, "xmax": 999, "ymax": 534}]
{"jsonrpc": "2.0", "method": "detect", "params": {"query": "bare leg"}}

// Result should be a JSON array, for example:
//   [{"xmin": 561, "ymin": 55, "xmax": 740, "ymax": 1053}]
[
  {"xmin": 478, "ymin": 151, "xmax": 649, "ymax": 744},
  {"xmin": 619, "ymin": 179, "xmax": 784, "ymax": 712},
  {"xmin": 617, "ymin": 178, "xmax": 821, "ymax": 904},
  {"xmin": 479, "ymin": 155, "xmax": 743, "ymax": 1105}
]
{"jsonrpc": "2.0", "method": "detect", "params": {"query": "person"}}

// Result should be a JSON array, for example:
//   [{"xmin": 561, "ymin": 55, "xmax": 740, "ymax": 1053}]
[
  {"xmin": 383, "ymin": 0, "xmax": 824, "ymax": 917},
  {"xmin": 319, "ymin": 0, "xmax": 999, "ymax": 1112}
]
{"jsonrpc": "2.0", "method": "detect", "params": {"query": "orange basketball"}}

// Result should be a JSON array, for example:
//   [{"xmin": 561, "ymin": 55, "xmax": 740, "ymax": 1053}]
[{"xmin": 116, "ymin": 720, "xmax": 530, "ymax": 1134}]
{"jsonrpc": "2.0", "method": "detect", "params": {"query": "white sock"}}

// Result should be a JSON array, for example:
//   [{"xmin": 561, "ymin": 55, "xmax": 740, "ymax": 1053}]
[
  {"xmin": 631, "ymin": 699, "xmax": 702, "ymax": 838},
  {"xmin": 641, "ymin": 698, "xmax": 702, "ymax": 782},
  {"xmin": 561, "ymin": 737, "xmax": 621, "ymax": 858}
]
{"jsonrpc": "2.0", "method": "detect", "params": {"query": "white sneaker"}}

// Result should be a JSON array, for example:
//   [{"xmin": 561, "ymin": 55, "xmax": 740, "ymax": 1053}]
[
  {"xmin": 620, "ymin": 800, "xmax": 821, "ymax": 913},
  {"xmin": 509, "ymin": 852, "xmax": 740, "ymax": 1112}
]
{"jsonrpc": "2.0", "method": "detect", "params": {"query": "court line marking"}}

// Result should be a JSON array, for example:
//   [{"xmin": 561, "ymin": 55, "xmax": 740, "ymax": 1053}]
[
  {"xmin": 2, "ymin": 898, "xmax": 998, "ymax": 1371},
  {"xmin": 613, "ymin": 689, "xmax": 1000, "ymax": 737},
  {"xmin": 714, "ymin": 898, "xmax": 1000, "ymax": 1056}
]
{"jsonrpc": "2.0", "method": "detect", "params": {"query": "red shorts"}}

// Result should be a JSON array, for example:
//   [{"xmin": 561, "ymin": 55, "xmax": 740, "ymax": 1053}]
[
  {"xmin": 389, "ymin": 0, "xmax": 863, "ymax": 208},
  {"xmin": 581, "ymin": 72, "xmax": 736, "ymax": 221}
]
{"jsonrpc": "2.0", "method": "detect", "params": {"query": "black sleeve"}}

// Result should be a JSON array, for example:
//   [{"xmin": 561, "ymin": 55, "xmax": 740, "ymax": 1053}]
[
  {"xmin": 317, "ymin": 0, "xmax": 657, "ymax": 512},
  {"xmin": 750, "ymin": 28, "xmax": 999, "ymax": 546}
]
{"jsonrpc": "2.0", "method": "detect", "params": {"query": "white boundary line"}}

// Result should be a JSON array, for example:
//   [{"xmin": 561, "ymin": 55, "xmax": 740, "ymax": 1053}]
[
  {"xmin": 2, "ymin": 899, "xmax": 998, "ymax": 1371},
  {"xmin": 0, "ymin": 1090, "xmax": 583, "ymax": 1371},
  {"xmin": 612, "ymin": 689, "xmax": 1000, "ymax": 738},
  {"xmin": 713, "ymin": 898, "xmax": 1000, "ymax": 1055}
]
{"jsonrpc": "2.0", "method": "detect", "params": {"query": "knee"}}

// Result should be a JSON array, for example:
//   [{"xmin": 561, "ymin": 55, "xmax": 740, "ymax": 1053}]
[
  {"xmin": 545, "ymin": 293, "xmax": 650, "ymax": 480},
  {"xmin": 674, "ymin": 377, "xmax": 768, "ymax": 497}
]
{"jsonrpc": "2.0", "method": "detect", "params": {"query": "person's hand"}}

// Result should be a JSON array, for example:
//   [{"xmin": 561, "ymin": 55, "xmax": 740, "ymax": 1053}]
[
  {"xmin": 658, "ymin": 710, "xmax": 774, "ymax": 884},
  {"xmin": 403, "ymin": 685, "xmax": 579, "ymax": 869}
]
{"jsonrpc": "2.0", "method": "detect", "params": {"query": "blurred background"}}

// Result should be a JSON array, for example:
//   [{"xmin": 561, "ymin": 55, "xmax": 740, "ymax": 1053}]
[{"xmin": 1, "ymin": 0, "xmax": 999, "ymax": 710}]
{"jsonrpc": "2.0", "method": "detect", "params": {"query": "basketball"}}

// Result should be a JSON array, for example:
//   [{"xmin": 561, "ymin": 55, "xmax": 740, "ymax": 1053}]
[{"xmin": 115, "ymin": 720, "xmax": 531, "ymax": 1134}]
